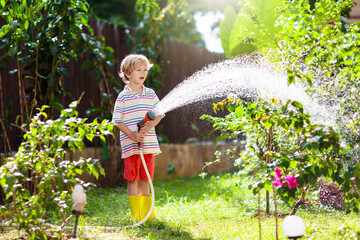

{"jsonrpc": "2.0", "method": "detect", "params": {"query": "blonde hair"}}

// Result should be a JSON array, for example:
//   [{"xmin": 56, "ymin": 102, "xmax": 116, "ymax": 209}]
[{"xmin": 119, "ymin": 54, "xmax": 153, "ymax": 84}]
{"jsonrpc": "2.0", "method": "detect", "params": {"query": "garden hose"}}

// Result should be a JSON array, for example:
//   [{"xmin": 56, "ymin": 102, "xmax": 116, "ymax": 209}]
[
  {"xmin": 126, "ymin": 112, "xmax": 158, "ymax": 227},
  {"xmin": 127, "ymin": 148, "xmax": 155, "ymax": 227}
]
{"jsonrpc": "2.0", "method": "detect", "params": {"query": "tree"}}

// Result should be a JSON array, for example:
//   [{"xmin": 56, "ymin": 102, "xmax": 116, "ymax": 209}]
[
  {"xmin": 88, "ymin": 0, "xmax": 137, "ymax": 26},
  {"xmin": 0, "ymin": 0, "xmax": 116, "ymax": 126},
  {"xmin": 88, "ymin": 0, "xmax": 204, "ymax": 46}
]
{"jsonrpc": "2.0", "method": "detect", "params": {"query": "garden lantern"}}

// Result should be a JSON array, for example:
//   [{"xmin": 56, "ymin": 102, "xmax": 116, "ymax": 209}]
[
  {"xmin": 282, "ymin": 215, "xmax": 305, "ymax": 239},
  {"xmin": 72, "ymin": 184, "xmax": 87, "ymax": 238}
]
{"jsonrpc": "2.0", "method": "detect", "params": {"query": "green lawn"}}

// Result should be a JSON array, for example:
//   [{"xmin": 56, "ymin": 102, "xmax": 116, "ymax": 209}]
[{"xmin": 1, "ymin": 172, "xmax": 360, "ymax": 239}]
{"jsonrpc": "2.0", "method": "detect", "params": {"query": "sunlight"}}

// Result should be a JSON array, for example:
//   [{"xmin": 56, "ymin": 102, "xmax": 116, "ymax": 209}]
[{"xmin": 194, "ymin": 11, "xmax": 224, "ymax": 53}]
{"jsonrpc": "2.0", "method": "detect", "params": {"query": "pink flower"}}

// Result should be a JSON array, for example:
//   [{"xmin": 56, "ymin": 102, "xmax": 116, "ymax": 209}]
[
  {"xmin": 327, "ymin": 21, "xmax": 335, "ymax": 26},
  {"xmin": 285, "ymin": 175, "xmax": 299, "ymax": 189},
  {"xmin": 272, "ymin": 167, "xmax": 299, "ymax": 189},
  {"xmin": 279, "ymin": 40, "xmax": 286, "ymax": 45},
  {"xmin": 274, "ymin": 167, "xmax": 283, "ymax": 179},
  {"xmin": 273, "ymin": 179, "xmax": 287, "ymax": 187}
]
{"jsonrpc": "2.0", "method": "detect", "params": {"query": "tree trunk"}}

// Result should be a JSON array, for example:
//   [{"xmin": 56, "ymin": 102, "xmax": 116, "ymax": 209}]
[
  {"xmin": 290, "ymin": 185, "xmax": 309, "ymax": 215},
  {"xmin": 273, "ymin": 185, "xmax": 279, "ymax": 240},
  {"xmin": 0, "ymin": 73, "xmax": 11, "ymax": 155},
  {"xmin": 351, "ymin": 177, "xmax": 360, "ymax": 196},
  {"xmin": 258, "ymin": 190, "xmax": 262, "ymax": 240},
  {"xmin": 265, "ymin": 126, "xmax": 273, "ymax": 214},
  {"xmin": 266, "ymin": 190, "xmax": 270, "ymax": 214}
]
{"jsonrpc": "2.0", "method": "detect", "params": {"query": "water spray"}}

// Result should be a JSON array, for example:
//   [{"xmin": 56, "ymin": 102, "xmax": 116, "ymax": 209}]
[{"xmin": 154, "ymin": 57, "xmax": 338, "ymax": 124}]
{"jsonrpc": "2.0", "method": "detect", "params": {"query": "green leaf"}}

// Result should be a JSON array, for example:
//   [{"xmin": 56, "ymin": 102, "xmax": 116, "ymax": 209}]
[
  {"xmin": 31, "ymin": 128, "xmax": 37, "ymax": 136},
  {"xmin": 290, "ymin": 160, "xmax": 297, "ymax": 169},
  {"xmin": 287, "ymin": 70, "xmax": 295, "ymax": 85},
  {"xmin": 99, "ymin": 166, "xmax": 105, "ymax": 176},
  {"xmin": 35, "ymin": 162, "xmax": 42, "ymax": 173},
  {"xmin": 291, "ymin": 101, "xmax": 303, "ymax": 110},
  {"xmin": 0, "ymin": 24, "xmax": 10, "ymax": 38},
  {"xmin": 24, "ymin": 20, "xmax": 29, "ymax": 30},
  {"xmin": 300, "ymin": 141, "xmax": 308, "ymax": 150},
  {"xmin": 235, "ymin": 106, "xmax": 244, "ymax": 119},
  {"xmin": 78, "ymin": 127, "xmax": 85, "ymax": 136},
  {"xmin": 86, "ymin": 134, "xmax": 94, "ymax": 142},
  {"xmin": 92, "ymin": 169, "xmax": 99, "ymax": 179},
  {"xmin": 264, "ymin": 179, "xmax": 272, "ymax": 192},
  {"xmin": 308, "ymin": 174, "xmax": 317, "ymax": 186},
  {"xmin": 219, "ymin": 6, "xmax": 237, "ymax": 57},
  {"xmin": 224, "ymin": 0, "xmax": 283, "ymax": 57},
  {"xmin": 0, "ymin": 172, "xmax": 6, "ymax": 187},
  {"xmin": 227, "ymin": 103, "xmax": 236, "ymax": 112},
  {"xmin": 8, "ymin": 45, "xmax": 18, "ymax": 57},
  {"xmin": 263, "ymin": 121, "xmax": 272, "ymax": 129},
  {"xmin": 6, "ymin": 175, "xmax": 14, "ymax": 190}
]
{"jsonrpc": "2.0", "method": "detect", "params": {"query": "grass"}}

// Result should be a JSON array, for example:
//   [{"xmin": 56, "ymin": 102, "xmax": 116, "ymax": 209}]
[{"xmin": 1, "ymin": 172, "xmax": 360, "ymax": 239}]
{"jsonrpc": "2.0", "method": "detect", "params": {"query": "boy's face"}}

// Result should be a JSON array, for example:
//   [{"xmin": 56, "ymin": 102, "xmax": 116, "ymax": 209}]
[{"xmin": 126, "ymin": 61, "xmax": 149, "ymax": 85}]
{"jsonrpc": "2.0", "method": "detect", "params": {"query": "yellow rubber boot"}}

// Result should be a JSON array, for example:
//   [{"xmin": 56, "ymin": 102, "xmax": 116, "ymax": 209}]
[
  {"xmin": 128, "ymin": 195, "xmax": 143, "ymax": 223},
  {"xmin": 140, "ymin": 195, "xmax": 155, "ymax": 222}
]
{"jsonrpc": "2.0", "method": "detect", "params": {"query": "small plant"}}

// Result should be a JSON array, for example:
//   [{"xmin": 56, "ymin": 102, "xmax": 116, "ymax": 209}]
[{"xmin": 0, "ymin": 99, "xmax": 113, "ymax": 239}]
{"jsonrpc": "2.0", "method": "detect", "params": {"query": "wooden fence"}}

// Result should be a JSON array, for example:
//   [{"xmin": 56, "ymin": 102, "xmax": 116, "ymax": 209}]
[
  {"xmin": 159, "ymin": 40, "xmax": 226, "ymax": 143},
  {"xmin": 0, "ymin": 18, "xmax": 226, "ymax": 152}
]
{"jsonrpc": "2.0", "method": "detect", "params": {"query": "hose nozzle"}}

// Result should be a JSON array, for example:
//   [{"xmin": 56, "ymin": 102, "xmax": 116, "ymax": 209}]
[
  {"xmin": 137, "ymin": 109, "xmax": 161, "ymax": 150},
  {"xmin": 137, "ymin": 110, "xmax": 157, "ymax": 130}
]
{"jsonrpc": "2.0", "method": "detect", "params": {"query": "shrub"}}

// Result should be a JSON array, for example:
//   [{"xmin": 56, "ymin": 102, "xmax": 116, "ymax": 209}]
[
  {"xmin": 202, "ymin": 96, "xmax": 358, "ymax": 213},
  {"xmin": 0, "ymin": 100, "xmax": 113, "ymax": 238}
]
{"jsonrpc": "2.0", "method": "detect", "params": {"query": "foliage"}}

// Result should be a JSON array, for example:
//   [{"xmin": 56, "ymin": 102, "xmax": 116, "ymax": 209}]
[
  {"xmin": 0, "ymin": 0, "xmax": 116, "ymax": 125},
  {"xmin": 131, "ymin": 0, "xmax": 203, "ymax": 90},
  {"xmin": 219, "ymin": 0, "xmax": 283, "ymax": 58},
  {"xmin": 0, "ymin": 0, "xmax": 203, "ymax": 152},
  {"xmin": 269, "ymin": 0, "xmax": 360, "ymax": 210},
  {"xmin": 0, "ymin": 100, "xmax": 113, "ymax": 238},
  {"xmin": 88, "ymin": 0, "xmax": 138, "ymax": 26},
  {"xmin": 273, "ymin": 0, "xmax": 360, "ymax": 162},
  {"xmin": 211, "ymin": 0, "xmax": 360, "ymax": 214},
  {"xmin": 202, "ymin": 96, "xmax": 360, "ymax": 212},
  {"xmin": 88, "ymin": 0, "xmax": 203, "ymax": 46},
  {"xmin": 87, "ymin": 0, "xmax": 204, "ymax": 92}
]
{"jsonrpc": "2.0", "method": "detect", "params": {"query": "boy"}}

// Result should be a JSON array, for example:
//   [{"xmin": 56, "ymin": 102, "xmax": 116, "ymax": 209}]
[{"xmin": 112, "ymin": 54, "xmax": 163, "ymax": 222}]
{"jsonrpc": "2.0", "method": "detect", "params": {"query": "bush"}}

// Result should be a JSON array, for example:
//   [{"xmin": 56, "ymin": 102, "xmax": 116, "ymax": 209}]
[
  {"xmin": 202, "ymin": 96, "xmax": 358, "ymax": 213},
  {"xmin": 0, "ymin": 100, "xmax": 113, "ymax": 238}
]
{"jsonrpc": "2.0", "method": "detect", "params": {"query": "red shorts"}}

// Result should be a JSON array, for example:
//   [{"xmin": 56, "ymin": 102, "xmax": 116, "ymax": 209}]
[{"xmin": 124, "ymin": 154, "xmax": 154, "ymax": 181}]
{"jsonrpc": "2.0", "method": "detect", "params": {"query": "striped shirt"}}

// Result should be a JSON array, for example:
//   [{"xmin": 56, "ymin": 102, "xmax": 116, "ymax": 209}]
[{"xmin": 112, "ymin": 85, "xmax": 162, "ymax": 158}]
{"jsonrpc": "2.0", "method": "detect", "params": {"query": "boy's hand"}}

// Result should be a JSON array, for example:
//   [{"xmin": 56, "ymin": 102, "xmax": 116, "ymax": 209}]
[
  {"xmin": 130, "ymin": 131, "xmax": 146, "ymax": 142},
  {"xmin": 140, "ymin": 123, "xmax": 152, "ymax": 134},
  {"xmin": 140, "ymin": 115, "xmax": 162, "ymax": 133}
]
